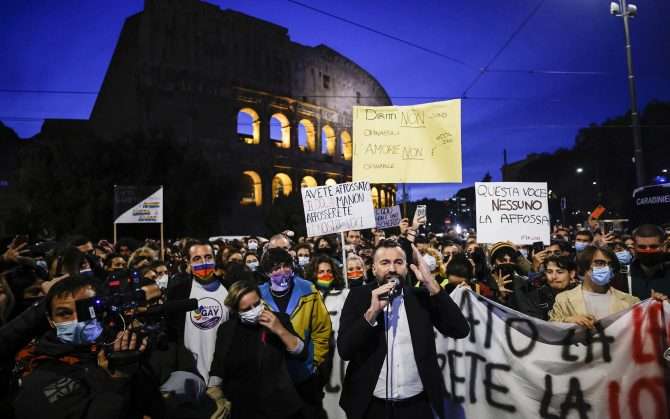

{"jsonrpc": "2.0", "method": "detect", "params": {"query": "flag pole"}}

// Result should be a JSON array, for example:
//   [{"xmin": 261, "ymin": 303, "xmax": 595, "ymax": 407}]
[
  {"xmin": 160, "ymin": 223, "xmax": 165, "ymax": 262},
  {"xmin": 341, "ymin": 231, "xmax": 348, "ymax": 289}
]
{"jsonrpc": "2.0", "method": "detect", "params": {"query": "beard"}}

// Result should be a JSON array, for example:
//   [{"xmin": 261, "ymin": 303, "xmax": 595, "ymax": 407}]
[{"xmin": 376, "ymin": 272, "xmax": 404, "ymax": 285}]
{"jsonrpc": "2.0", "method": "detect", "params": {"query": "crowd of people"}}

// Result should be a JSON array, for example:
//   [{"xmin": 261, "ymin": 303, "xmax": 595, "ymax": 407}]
[{"xmin": 0, "ymin": 217, "xmax": 669, "ymax": 419}]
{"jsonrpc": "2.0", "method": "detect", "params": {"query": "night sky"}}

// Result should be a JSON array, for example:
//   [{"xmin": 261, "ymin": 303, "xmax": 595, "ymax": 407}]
[{"xmin": 2, "ymin": 0, "xmax": 669, "ymax": 199}]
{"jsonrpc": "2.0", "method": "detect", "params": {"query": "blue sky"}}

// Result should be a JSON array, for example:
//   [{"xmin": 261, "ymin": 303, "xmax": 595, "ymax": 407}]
[{"xmin": 2, "ymin": 0, "xmax": 669, "ymax": 199}]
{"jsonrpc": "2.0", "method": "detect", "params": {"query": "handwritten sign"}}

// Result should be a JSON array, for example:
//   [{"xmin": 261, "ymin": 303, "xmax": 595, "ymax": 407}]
[
  {"xmin": 352, "ymin": 100, "xmax": 462, "ymax": 183},
  {"xmin": 374, "ymin": 205, "xmax": 402, "ymax": 229},
  {"xmin": 301, "ymin": 181, "xmax": 376, "ymax": 237},
  {"xmin": 475, "ymin": 182, "xmax": 550, "ymax": 244}
]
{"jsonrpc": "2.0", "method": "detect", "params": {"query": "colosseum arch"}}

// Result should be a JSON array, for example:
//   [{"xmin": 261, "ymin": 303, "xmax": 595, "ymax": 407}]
[
  {"xmin": 240, "ymin": 171, "xmax": 262, "ymax": 206},
  {"xmin": 340, "ymin": 130, "xmax": 352, "ymax": 160},
  {"xmin": 270, "ymin": 113, "xmax": 291, "ymax": 149},
  {"xmin": 298, "ymin": 119, "xmax": 316, "ymax": 152},
  {"xmin": 272, "ymin": 172, "xmax": 293, "ymax": 199},
  {"xmin": 371, "ymin": 186, "xmax": 380, "ymax": 208},
  {"xmin": 301, "ymin": 176, "xmax": 318, "ymax": 188},
  {"xmin": 321, "ymin": 125, "xmax": 336, "ymax": 156},
  {"xmin": 237, "ymin": 108, "xmax": 260, "ymax": 144}
]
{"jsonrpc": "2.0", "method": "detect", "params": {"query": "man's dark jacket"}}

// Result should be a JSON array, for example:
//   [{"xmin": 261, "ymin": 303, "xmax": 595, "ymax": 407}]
[{"xmin": 337, "ymin": 282, "xmax": 469, "ymax": 419}]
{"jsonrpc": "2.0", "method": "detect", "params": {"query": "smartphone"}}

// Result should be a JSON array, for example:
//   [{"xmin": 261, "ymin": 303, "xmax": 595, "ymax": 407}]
[
  {"xmin": 602, "ymin": 221, "xmax": 613, "ymax": 235},
  {"xmin": 413, "ymin": 205, "xmax": 427, "ymax": 226},
  {"xmin": 532, "ymin": 241, "xmax": 544, "ymax": 253}
]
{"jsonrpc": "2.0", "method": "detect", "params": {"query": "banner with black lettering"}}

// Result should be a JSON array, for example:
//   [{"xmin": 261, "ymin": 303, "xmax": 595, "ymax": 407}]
[
  {"xmin": 323, "ymin": 288, "xmax": 670, "ymax": 419},
  {"xmin": 437, "ymin": 288, "xmax": 670, "ymax": 419},
  {"xmin": 113, "ymin": 185, "xmax": 163, "ymax": 224}
]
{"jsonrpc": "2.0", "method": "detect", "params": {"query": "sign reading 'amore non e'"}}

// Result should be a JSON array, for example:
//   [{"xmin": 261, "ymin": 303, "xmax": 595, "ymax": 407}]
[
  {"xmin": 301, "ymin": 181, "xmax": 376, "ymax": 237},
  {"xmin": 352, "ymin": 100, "xmax": 462, "ymax": 183}
]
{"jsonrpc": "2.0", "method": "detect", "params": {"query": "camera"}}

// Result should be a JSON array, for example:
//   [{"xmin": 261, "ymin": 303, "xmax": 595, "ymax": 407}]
[{"xmin": 76, "ymin": 269, "xmax": 196, "ymax": 352}]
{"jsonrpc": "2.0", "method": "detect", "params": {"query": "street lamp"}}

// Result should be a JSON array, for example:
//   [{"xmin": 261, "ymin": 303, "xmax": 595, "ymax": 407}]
[
  {"xmin": 576, "ymin": 167, "xmax": 583, "ymax": 173},
  {"xmin": 610, "ymin": 0, "xmax": 646, "ymax": 187}
]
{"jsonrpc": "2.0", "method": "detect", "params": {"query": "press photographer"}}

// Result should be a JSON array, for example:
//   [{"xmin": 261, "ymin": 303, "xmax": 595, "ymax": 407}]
[{"xmin": 9, "ymin": 275, "xmax": 166, "ymax": 419}]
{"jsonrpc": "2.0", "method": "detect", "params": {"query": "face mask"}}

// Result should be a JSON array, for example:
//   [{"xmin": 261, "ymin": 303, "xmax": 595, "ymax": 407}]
[
  {"xmin": 80, "ymin": 268, "xmax": 94, "ymax": 277},
  {"xmin": 519, "ymin": 249, "xmax": 529, "ymax": 259},
  {"xmin": 347, "ymin": 270, "xmax": 365, "ymax": 280},
  {"xmin": 156, "ymin": 274, "xmax": 169, "ymax": 289},
  {"xmin": 615, "ymin": 250, "xmax": 632, "ymax": 265},
  {"xmin": 247, "ymin": 242, "xmax": 258, "ymax": 251},
  {"xmin": 575, "ymin": 242, "xmax": 588, "ymax": 252},
  {"xmin": 422, "ymin": 254, "xmax": 437, "ymax": 272},
  {"xmin": 636, "ymin": 251, "xmax": 665, "ymax": 267},
  {"xmin": 246, "ymin": 261, "xmax": 259, "ymax": 271},
  {"xmin": 591, "ymin": 266, "xmax": 613, "ymax": 286},
  {"xmin": 239, "ymin": 304, "xmax": 264, "ymax": 325},
  {"xmin": 192, "ymin": 262, "xmax": 215, "ymax": 281},
  {"xmin": 316, "ymin": 272, "xmax": 334, "ymax": 290},
  {"xmin": 54, "ymin": 319, "xmax": 103, "ymax": 345},
  {"xmin": 297, "ymin": 256, "xmax": 310, "ymax": 267},
  {"xmin": 270, "ymin": 270, "xmax": 292, "ymax": 292}
]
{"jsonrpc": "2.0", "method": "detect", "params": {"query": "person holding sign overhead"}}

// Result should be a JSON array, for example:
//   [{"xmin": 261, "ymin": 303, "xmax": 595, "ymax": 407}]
[{"xmin": 337, "ymin": 240, "xmax": 469, "ymax": 419}]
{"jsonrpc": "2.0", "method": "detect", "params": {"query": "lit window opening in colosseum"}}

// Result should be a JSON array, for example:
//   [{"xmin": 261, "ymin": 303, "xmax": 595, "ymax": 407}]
[
  {"xmin": 237, "ymin": 108, "xmax": 260, "ymax": 144},
  {"xmin": 270, "ymin": 113, "xmax": 291, "ymax": 149}
]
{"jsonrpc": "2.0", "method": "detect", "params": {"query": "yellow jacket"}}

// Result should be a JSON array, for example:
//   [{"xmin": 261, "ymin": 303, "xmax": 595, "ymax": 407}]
[
  {"xmin": 549, "ymin": 285, "xmax": 639, "ymax": 322},
  {"xmin": 260, "ymin": 276, "xmax": 332, "ymax": 383}
]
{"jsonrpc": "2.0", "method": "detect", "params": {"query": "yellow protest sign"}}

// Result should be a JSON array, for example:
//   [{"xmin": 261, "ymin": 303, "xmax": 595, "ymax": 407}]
[{"xmin": 352, "ymin": 99, "xmax": 462, "ymax": 183}]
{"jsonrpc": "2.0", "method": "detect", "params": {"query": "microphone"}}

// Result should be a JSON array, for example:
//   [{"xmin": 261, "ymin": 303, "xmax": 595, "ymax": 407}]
[
  {"xmin": 141, "ymin": 299, "xmax": 198, "ymax": 317},
  {"xmin": 379, "ymin": 277, "xmax": 400, "ymax": 301}
]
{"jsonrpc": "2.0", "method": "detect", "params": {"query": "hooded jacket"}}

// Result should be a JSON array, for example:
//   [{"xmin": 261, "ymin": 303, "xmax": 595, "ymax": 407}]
[{"xmin": 259, "ymin": 276, "xmax": 332, "ymax": 384}]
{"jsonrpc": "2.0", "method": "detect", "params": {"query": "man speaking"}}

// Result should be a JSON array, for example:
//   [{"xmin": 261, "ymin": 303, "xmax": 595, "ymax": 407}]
[{"xmin": 338, "ymin": 240, "xmax": 469, "ymax": 419}]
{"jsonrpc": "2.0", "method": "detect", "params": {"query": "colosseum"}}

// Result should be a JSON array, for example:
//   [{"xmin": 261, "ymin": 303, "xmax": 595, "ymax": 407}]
[{"xmin": 86, "ymin": 0, "xmax": 397, "ymax": 234}]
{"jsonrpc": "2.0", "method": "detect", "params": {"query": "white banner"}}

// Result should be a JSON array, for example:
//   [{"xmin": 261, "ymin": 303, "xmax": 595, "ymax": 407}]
[
  {"xmin": 374, "ymin": 205, "xmax": 402, "ymax": 229},
  {"xmin": 301, "ymin": 181, "xmax": 376, "ymax": 237},
  {"xmin": 436, "ymin": 288, "xmax": 670, "ymax": 418},
  {"xmin": 323, "ymin": 288, "xmax": 670, "ymax": 419},
  {"xmin": 475, "ymin": 182, "xmax": 550, "ymax": 244},
  {"xmin": 114, "ymin": 186, "xmax": 163, "ymax": 224}
]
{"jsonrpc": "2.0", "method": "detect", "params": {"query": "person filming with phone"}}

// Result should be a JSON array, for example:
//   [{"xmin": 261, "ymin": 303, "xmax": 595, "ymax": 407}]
[{"xmin": 337, "ymin": 239, "xmax": 469, "ymax": 419}]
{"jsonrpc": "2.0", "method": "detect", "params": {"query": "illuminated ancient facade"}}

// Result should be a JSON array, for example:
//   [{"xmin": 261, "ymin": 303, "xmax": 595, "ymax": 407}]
[{"xmin": 88, "ymin": 0, "xmax": 396, "ymax": 234}]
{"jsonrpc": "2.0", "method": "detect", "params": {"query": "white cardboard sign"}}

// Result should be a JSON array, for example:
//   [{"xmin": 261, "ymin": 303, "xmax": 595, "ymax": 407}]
[
  {"xmin": 475, "ymin": 182, "xmax": 550, "ymax": 244},
  {"xmin": 301, "ymin": 181, "xmax": 376, "ymax": 237}
]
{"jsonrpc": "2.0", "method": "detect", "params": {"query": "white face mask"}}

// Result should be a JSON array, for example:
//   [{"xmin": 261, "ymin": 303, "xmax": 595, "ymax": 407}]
[
  {"xmin": 239, "ymin": 304, "xmax": 264, "ymax": 325},
  {"xmin": 298, "ymin": 256, "xmax": 310, "ymax": 267},
  {"xmin": 246, "ymin": 261, "xmax": 259, "ymax": 271},
  {"xmin": 247, "ymin": 241, "xmax": 258, "ymax": 251},
  {"xmin": 156, "ymin": 274, "xmax": 169, "ymax": 289},
  {"xmin": 422, "ymin": 254, "xmax": 437, "ymax": 272}
]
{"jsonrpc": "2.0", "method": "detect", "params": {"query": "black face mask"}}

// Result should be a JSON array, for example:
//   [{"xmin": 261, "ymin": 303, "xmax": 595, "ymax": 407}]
[{"xmin": 637, "ymin": 252, "xmax": 667, "ymax": 267}]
